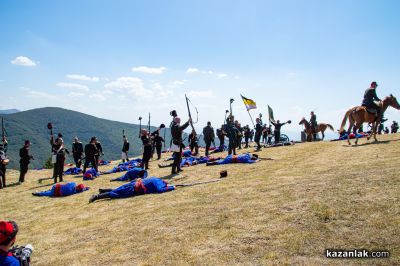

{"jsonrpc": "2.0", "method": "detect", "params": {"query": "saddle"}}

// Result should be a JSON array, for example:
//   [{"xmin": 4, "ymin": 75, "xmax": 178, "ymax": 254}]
[{"xmin": 366, "ymin": 108, "xmax": 377, "ymax": 115}]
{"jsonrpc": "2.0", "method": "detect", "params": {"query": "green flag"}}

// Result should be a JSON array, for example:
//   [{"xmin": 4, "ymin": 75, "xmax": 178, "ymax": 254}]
[{"xmin": 268, "ymin": 105, "xmax": 275, "ymax": 123}]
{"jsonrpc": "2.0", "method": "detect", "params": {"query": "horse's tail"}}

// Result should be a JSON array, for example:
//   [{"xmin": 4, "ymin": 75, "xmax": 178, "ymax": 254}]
[
  {"xmin": 325, "ymin": 124, "xmax": 334, "ymax": 131},
  {"xmin": 339, "ymin": 108, "xmax": 353, "ymax": 133}
]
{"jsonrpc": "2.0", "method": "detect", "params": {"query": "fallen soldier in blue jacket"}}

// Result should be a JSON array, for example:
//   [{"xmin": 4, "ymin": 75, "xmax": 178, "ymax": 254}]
[
  {"xmin": 89, "ymin": 177, "xmax": 174, "ymax": 203},
  {"xmin": 83, "ymin": 168, "xmax": 100, "ymax": 180},
  {"xmin": 110, "ymin": 167, "xmax": 148, "ymax": 182},
  {"xmin": 32, "ymin": 182, "xmax": 89, "ymax": 197},
  {"xmin": 64, "ymin": 167, "xmax": 82, "ymax": 175},
  {"xmin": 206, "ymin": 153, "xmax": 260, "ymax": 166}
]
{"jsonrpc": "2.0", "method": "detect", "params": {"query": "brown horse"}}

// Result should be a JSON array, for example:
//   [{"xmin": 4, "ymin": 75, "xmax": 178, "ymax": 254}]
[
  {"xmin": 340, "ymin": 94, "xmax": 400, "ymax": 145},
  {"xmin": 299, "ymin": 118, "xmax": 334, "ymax": 141}
]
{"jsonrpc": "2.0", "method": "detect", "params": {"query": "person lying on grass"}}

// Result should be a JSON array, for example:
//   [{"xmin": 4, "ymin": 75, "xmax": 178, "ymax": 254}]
[
  {"xmin": 110, "ymin": 167, "xmax": 148, "ymax": 182},
  {"xmin": 32, "ymin": 182, "xmax": 89, "ymax": 197},
  {"xmin": 89, "ymin": 177, "xmax": 174, "ymax": 203},
  {"xmin": 206, "ymin": 153, "xmax": 260, "ymax": 166}
]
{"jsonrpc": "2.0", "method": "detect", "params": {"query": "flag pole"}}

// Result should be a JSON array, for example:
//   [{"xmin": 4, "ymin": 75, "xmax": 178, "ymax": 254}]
[{"xmin": 247, "ymin": 109, "xmax": 256, "ymax": 128}]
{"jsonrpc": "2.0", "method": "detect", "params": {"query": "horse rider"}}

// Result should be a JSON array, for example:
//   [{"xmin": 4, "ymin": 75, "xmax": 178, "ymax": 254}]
[
  {"xmin": 309, "ymin": 111, "xmax": 318, "ymax": 141},
  {"xmin": 361, "ymin": 81, "xmax": 386, "ymax": 122}
]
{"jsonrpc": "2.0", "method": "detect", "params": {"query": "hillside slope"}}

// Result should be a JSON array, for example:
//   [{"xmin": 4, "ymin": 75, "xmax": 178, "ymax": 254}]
[
  {"xmin": 0, "ymin": 134, "xmax": 399, "ymax": 265},
  {"xmin": 1, "ymin": 107, "xmax": 172, "ymax": 168}
]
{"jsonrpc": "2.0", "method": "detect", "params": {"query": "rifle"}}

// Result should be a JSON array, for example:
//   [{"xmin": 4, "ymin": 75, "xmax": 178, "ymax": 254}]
[
  {"xmin": 148, "ymin": 112, "xmax": 151, "ymax": 133},
  {"xmin": 1, "ymin": 117, "xmax": 3, "ymax": 141},
  {"xmin": 223, "ymin": 110, "xmax": 229, "ymax": 125},
  {"xmin": 229, "ymin": 98, "xmax": 234, "ymax": 116},
  {"xmin": 185, "ymin": 94, "xmax": 196, "ymax": 133},
  {"xmin": 138, "ymin": 117, "xmax": 142, "ymax": 138},
  {"xmin": 175, "ymin": 179, "xmax": 221, "ymax": 187}
]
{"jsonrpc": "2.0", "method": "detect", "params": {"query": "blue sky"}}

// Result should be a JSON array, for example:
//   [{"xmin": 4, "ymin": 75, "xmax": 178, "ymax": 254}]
[{"xmin": 0, "ymin": 0, "xmax": 399, "ymax": 139}]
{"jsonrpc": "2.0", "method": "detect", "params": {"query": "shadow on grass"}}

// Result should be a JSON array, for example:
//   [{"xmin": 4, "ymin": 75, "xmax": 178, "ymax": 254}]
[{"xmin": 2, "ymin": 182, "xmax": 21, "ymax": 188}]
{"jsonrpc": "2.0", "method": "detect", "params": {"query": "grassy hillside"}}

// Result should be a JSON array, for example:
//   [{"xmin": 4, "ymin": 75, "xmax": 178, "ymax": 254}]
[
  {"xmin": 1, "ymin": 107, "xmax": 172, "ymax": 169},
  {"xmin": 0, "ymin": 134, "xmax": 399, "ymax": 265}
]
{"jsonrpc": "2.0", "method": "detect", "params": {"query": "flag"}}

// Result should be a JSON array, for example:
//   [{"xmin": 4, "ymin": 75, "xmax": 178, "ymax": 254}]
[
  {"xmin": 268, "ymin": 105, "xmax": 275, "ymax": 123},
  {"xmin": 241, "ymin": 95, "xmax": 257, "ymax": 111}
]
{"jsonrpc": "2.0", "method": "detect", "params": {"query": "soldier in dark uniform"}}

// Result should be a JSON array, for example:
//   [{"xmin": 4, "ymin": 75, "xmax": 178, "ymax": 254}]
[
  {"xmin": 361, "ymin": 81, "xmax": 385, "ymax": 122},
  {"xmin": 202, "ymin": 121, "xmax": 215, "ymax": 157},
  {"xmin": 225, "ymin": 116, "xmax": 238, "ymax": 155},
  {"xmin": 188, "ymin": 129, "xmax": 199, "ymax": 156},
  {"xmin": 309, "ymin": 111, "xmax": 318, "ymax": 141},
  {"xmin": 140, "ymin": 129, "xmax": 152, "ymax": 170},
  {"xmin": 171, "ymin": 116, "xmax": 190, "ymax": 174},
  {"xmin": 19, "ymin": 140, "xmax": 33, "ymax": 183},
  {"xmin": 0, "ymin": 137, "xmax": 8, "ymax": 189},
  {"xmin": 266, "ymin": 125, "xmax": 273, "ymax": 144},
  {"xmin": 271, "ymin": 120, "xmax": 289, "ymax": 144},
  {"xmin": 254, "ymin": 118, "xmax": 263, "ymax": 151},
  {"xmin": 153, "ymin": 132, "xmax": 165, "ymax": 160},
  {"xmin": 391, "ymin": 121, "xmax": 399, "ymax": 133},
  {"xmin": 243, "ymin": 125, "xmax": 251, "ymax": 148},
  {"xmin": 51, "ymin": 133, "xmax": 65, "ymax": 183},
  {"xmin": 72, "ymin": 137, "xmax": 84, "ymax": 168},
  {"xmin": 216, "ymin": 125, "xmax": 226, "ymax": 149},
  {"xmin": 121, "ymin": 135, "xmax": 130, "ymax": 163},
  {"xmin": 83, "ymin": 137, "xmax": 99, "ymax": 174},
  {"xmin": 95, "ymin": 139, "xmax": 104, "ymax": 166},
  {"xmin": 235, "ymin": 121, "xmax": 243, "ymax": 150},
  {"xmin": 262, "ymin": 125, "xmax": 268, "ymax": 144}
]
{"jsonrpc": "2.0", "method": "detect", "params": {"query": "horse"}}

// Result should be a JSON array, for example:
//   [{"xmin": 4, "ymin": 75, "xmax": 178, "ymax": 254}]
[
  {"xmin": 339, "ymin": 94, "xmax": 400, "ymax": 145},
  {"xmin": 299, "ymin": 118, "xmax": 334, "ymax": 141}
]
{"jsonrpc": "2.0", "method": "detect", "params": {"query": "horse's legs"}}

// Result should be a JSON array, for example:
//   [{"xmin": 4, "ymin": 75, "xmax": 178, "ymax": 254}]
[
  {"xmin": 321, "ymin": 130, "xmax": 325, "ymax": 140},
  {"xmin": 354, "ymin": 123, "xmax": 361, "ymax": 145},
  {"xmin": 373, "ymin": 122, "xmax": 378, "ymax": 142},
  {"xmin": 347, "ymin": 114, "xmax": 355, "ymax": 145}
]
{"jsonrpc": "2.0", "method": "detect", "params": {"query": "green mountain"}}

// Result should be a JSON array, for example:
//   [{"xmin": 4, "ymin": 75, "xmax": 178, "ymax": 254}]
[
  {"xmin": 1, "ymin": 107, "xmax": 172, "ymax": 169},
  {"xmin": 0, "ymin": 109, "xmax": 20, "ymax": 114}
]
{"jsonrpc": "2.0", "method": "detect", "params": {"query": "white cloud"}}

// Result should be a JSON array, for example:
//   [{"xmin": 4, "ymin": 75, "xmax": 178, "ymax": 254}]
[
  {"xmin": 89, "ymin": 94, "xmax": 106, "ymax": 101},
  {"xmin": 26, "ymin": 90, "xmax": 56, "ymax": 99},
  {"xmin": 132, "ymin": 66, "xmax": 166, "ymax": 74},
  {"xmin": 186, "ymin": 67, "xmax": 199, "ymax": 73},
  {"xmin": 104, "ymin": 77, "xmax": 153, "ymax": 97},
  {"xmin": 152, "ymin": 82, "xmax": 174, "ymax": 98},
  {"xmin": 187, "ymin": 90, "xmax": 215, "ymax": 99},
  {"xmin": 66, "ymin": 74, "xmax": 99, "ymax": 82},
  {"xmin": 11, "ymin": 56, "xmax": 37, "ymax": 67},
  {"xmin": 68, "ymin": 92, "xmax": 85, "ymax": 98},
  {"xmin": 216, "ymin": 73, "xmax": 228, "ymax": 79},
  {"xmin": 56, "ymin": 82, "xmax": 89, "ymax": 91}
]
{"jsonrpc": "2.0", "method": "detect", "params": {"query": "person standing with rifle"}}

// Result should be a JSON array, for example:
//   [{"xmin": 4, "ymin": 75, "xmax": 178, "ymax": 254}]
[
  {"xmin": 151, "ymin": 124, "xmax": 165, "ymax": 160},
  {"xmin": 19, "ymin": 140, "xmax": 34, "ymax": 184},
  {"xmin": 0, "ymin": 118, "xmax": 8, "ymax": 189},
  {"xmin": 225, "ymin": 115, "xmax": 238, "ymax": 155},
  {"xmin": 51, "ymin": 132, "xmax": 66, "ymax": 183},
  {"xmin": 202, "ymin": 121, "xmax": 215, "ymax": 157},
  {"xmin": 121, "ymin": 135, "xmax": 130, "ymax": 163},
  {"xmin": 170, "ymin": 116, "xmax": 190, "ymax": 174},
  {"xmin": 254, "ymin": 118, "xmax": 263, "ymax": 151},
  {"xmin": 72, "ymin": 137, "xmax": 84, "ymax": 168},
  {"xmin": 95, "ymin": 138, "xmax": 104, "ymax": 166},
  {"xmin": 216, "ymin": 125, "xmax": 226, "ymax": 149},
  {"xmin": 83, "ymin": 137, "xmax": 99, "ymax": 174},
  {"xmin": 0, "ymin": 137, "xmax": 8, "ymax": 189},
  {"xmin": 140, "ymin": 129, "xmax": 152, "ymax": 170}
]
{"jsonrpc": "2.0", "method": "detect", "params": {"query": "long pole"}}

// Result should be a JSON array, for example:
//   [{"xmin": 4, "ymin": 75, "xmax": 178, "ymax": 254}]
[
  {"xmin": 148, "ymin": 112, "xmax": 151, "ymax": 132},
  {"xmin": 247, "ymin": 110, "xmax": 256, "ymax": 128},
  {"xmin": 163, "ymin": 127, "xmax": 166, "ymax": 148},
  {"xmin": 138, "ymin": 117, "xmax": 142, "ymax": 138}
]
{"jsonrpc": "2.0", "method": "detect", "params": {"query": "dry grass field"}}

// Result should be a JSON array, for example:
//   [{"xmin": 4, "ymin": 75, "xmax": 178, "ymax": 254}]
[{"xmin": 1, "ymin": 134, "xmax": 399, "ymax": 265}]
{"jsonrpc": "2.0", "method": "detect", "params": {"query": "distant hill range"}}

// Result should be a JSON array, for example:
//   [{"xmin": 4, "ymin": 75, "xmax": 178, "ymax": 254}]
[
  {"xmin": 0, "ymin": 109, "xmax": 20, "ymax": 114},
  {"xmin": 1, "ymin": 107, "xmax": 174, "ymax": 169}
]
